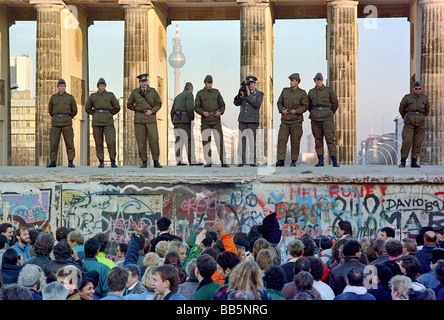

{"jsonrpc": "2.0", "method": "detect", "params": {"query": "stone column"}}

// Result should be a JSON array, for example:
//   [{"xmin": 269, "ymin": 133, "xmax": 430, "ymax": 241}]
[
  {"xmin": 238, "ymin": 0, "xmax": 273, "ymax": 165},
  {"xmin": 31, "ymin": 0, "xmax": 64, "ymax": 166},
  {"xmin": 327, "ymin": 0, "xmax": 358, "ymax": 165},
  {"xmin": 419, "ymin": 0, "xmax": 444, "ymax": 165},
  {"xmin": 119, "ymin": 0, "xmax": 151, "ymax": 166}
]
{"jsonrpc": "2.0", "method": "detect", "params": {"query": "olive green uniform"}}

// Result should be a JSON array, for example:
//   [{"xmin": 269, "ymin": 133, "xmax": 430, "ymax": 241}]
[
  {"xmin": 171, "ymin": 89, "xmax": 195, "ymax": 164},
  {"xmin": 399, "ymin": 92, "xmax": 430, "ymax": 159},
  {"xmin": 234, "ymin": 89, "xmax": 264, "ymax": 164},
  {"xmin": 308, "ymin": 85, "xmax": 339, "ymax": 156},
  {"xmin": 127, "ymin": 86, "xmax": 162, "ymax": 162},
  {"xmin": 276, "ymin": 87, "xmax": 308, "ymax": 161},
  {"xmin": 48, "ymin": 92, "xmax": 78, "ymax": 162},
  {"xmin": 194, "ymin": 87, "xmax": 226, "ymax": 163},
  {"xmin": 86, "ymin": 90, "xmax": 120, "ymax": 160}
]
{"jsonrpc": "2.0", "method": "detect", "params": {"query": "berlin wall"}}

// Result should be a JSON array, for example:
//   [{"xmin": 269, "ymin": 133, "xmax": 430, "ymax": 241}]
[{"xmin": 1, "ymin": 180, "xmax": 443, "ymax": 262}]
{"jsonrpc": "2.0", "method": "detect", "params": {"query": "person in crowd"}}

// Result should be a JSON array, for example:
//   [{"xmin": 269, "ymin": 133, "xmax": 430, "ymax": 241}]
[
  {"xmin": 100, "ymin": 267, "xmax": 129, "ymax": 300},
  {"xmin": 334, "ymin": 267, "xmax": 376, "ymax": 300},
  {"xmin": 390, "ymin": 275, "xmax": 412, "ymax": 300}
]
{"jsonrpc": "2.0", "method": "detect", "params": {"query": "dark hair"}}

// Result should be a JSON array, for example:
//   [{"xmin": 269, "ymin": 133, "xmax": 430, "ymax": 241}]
[
  {"xmin": 94, "ymin": 233, "xmax": 109, "ymax": 252},
  {"xmin": 28, "ymin": 229, "xmax": 40, "ymax": 245},
  {"xmin": 319, "ymin": 236, "xmax": 332, "ymax": 250},
  {"xmin": 385, "ymin": 239, "xmax": 403, "ymax": 257},
  {"xmin": 84, "ymin": 270, "xmax": 100, "ymax": 288},
  {"xmin": 156, "ymin": 217, "xmax": 171, "ymax": 232},
  {"xmin": 0, "ymin": 284, "xmax": 32, "ymax": 300},
  {"xmin": 34, "ymin": 233, "xmax": 54, "ymax": 256},
  {"xmin": 84, "ymin": 237, "xmax": 100, "ymax": 258},
  {"xmin": 217, "ymin": 251, "xmax": 241, "ymax": 272},
  {"xmin": 234, "ymin": 237, "xmax": 250, "ymax": 252},
  {"xmin": 2, "ymin": 248, "xmax": 18, "ymax": 266},
  {"xmin": 118, "ymin": 243, "xmax": 128, "ymax": 255},
  {"xmin": 79, "ymin": 277, "xmax": 95, "ymax": 291},
  {"xmin": 307, "ymin": 257, "xmax": 323, "ymax": 281},
  {"xmin": 373, "ymin": 239, "xmax": 386, "ymax": 256},
  {"xmin": 196, "ymin": 254, "xmax": 217, "ymax": 279},
  {"xmin": 342, "ymin": 240, "xmax": 360, "ymax": 257},
  {"xmin": 347, "ymin": 267, "xmax": 364, "ymax": 286},
  {"xmin": 409, "ymin": 288, "xmax": 436, "ymax": 300},
  {"xmin": 375, "ymin": 264, "xmax": 393, "ymax": 285},
  {"xmin": 124, "ymin": 264, "xmax": 140, "ymax": 278},
  {"xmin": 107, "ymin": 267, "xmax": 129, "ymax": 292},
  {"xmin": 381, "ymin": 227, "xmax": 395, "ymax": 238},
  {"xmin": 294, "ymin": 257, "xmax": 310, "ymax": 275},
  {"xmin": 55, "ymin": 227, "xmax": 70, "ymax": 242},
  {"xmin": 13, "ymin": 227, "xmax": 27, "ymax": 245},
  {"xmin": 154, "ymin": 265, "xmax": 180, "ymax": 291},
  {"xmin": 338, "ymin": 221, "xmax": 353, "ymax": 236},
  {"xmin": 263, "ymin": 265, "xmax": 286, "ymax": 291},
  {"xmin": 299, "ymin": 234, "xmax": 315, "ymax": 257},
  {"xmin": 399, "ymin": 255, "xmax": 421, "ymax": 280},
  {"xmin": 53, "ymin": 239, "xmax": 72, "ymax": 260},
  {"xmin": 294, "ymin": 271, "xmax": 313, "ymax": 292},
  {"xmin": 202, "ymin": 230, "xmax": 217, "ymax": 248},
  {"xmin": 0, "ymin": 235, "xmax": 7, "ymax": 249},
  {"xmin": 434, "ymin": 260, "xmax": 444, "ymax": 282},
  {"xmin": 201, "ymin": 247, "xmax": 218, "ymax": 261},
  {"xmin": 164, "ymin": 252, "xmax": 187, "ymax": 283},
  {"xmin": 0, "ymin": 223, "xmax": 13, "ymax": 235}
]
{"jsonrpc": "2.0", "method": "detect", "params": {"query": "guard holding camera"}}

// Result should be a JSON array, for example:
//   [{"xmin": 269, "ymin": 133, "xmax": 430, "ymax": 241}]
[
  {"xmin": 234, "ymin": 75, "xmax": 263, "ymax": 167},
  {"xmin": 194, "ymin": 75, "xmax": 229, "ymax": 168},
  {"xmin": 127, "ymin": 73, "xmax": 162, "ymax": 168},
  {"xmin": 275, "ymin": 73, "xmax": 308, "ymax": 167},
  {"xmin": 170, "ymin": 82, "xmax": 202, "ymax": 166}
]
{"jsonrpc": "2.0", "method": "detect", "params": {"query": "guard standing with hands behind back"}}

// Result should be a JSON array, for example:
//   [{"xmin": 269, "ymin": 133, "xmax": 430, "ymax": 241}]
[{"xmin": 86, "ymin": 78, "xmax": 120, "ymax": 168}]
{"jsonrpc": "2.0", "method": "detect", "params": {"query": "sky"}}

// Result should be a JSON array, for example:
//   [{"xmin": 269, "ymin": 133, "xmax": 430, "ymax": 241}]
[{"xmin": 9, "ymin": 15, "xmax": 410, "ymax": 153}]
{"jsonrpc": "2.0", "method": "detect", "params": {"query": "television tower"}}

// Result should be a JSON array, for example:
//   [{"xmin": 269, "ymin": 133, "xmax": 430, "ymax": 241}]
[{"xmin": 168, "ymin": 22, "xmax": 186, "ymax": 97}]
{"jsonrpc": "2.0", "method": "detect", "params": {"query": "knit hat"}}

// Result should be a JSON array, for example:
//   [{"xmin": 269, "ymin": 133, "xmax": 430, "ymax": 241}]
[
  {"xmin": 20, "ymin": 264, "xmax": 41, "ymax": 287},
  {"xmin": 263, "ymin": 204, "xmax": 275, "ymax": 213}
]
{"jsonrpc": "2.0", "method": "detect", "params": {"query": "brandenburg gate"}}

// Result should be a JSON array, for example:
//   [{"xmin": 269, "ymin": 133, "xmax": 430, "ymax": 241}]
[{"xmin": 0, "ymin": 0, "xmax": 442, "ymax": 166}]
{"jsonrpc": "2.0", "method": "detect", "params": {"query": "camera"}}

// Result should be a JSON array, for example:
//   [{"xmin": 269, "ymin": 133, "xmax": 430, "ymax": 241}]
[{"xmin": 240, "ymin": 80, "xmax": 253, "ymax": 94}]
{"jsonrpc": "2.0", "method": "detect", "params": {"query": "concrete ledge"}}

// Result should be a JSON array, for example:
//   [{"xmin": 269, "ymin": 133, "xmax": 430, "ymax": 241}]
[{"xmin": 0, "ymin": 165, "xmax": 442, "ymax": 184}]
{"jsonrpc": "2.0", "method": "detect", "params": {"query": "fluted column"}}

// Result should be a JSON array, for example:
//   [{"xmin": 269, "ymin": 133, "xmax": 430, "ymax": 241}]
[
  {"xmin": 327, "ymin": 0, "xmax": 358, "ymax": 165},
  {"xmin": 119, "ymin": 0, "xmax": 151, "ymax": 166},
  {"xmin": 419, "ymin": 0, "xmax": 444, "ymax": 165},
  {"xmin": 31, "ymin": 0, "xmax": 63, "ymax": 166},
  {"xmin": 238, "ymin": 0, "xmax": 273, "ymax": 165}
]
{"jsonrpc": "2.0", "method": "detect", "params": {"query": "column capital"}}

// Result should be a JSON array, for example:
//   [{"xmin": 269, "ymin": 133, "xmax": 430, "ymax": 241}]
[
  {"xmin": 29, "ymin": 0, "xmax": 64, "ymax": 10},
  {"xmin": 118, "ymin": 0, "xmax": 153, "ymax": 10},
  {"xmin": 327, "ymin": 0, "xmax": 358, "ymax": 8},
  {"xmin": 237, "ymin": 0, "xmax": 269, "ymax": 7},
  {"xmin": 418, "ymin": 0, "xmax": 444, "ymax": 6}
]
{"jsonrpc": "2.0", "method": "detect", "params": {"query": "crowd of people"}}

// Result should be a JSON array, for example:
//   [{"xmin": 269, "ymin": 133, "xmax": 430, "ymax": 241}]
[{"xmin": 0, "ymin": 204, "xmax": 443, "ymax": 301}]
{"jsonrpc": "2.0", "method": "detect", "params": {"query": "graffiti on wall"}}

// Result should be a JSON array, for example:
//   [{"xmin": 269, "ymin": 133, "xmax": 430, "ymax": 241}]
[{"xmin": 0, "ymin": 181, "xmax": 443, "ymax": 262}]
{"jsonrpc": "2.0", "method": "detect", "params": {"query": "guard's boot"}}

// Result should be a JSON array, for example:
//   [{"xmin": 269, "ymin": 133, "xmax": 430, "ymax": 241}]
[
  {"xmin": 275, "ymin": 160, "xmax": 285, "ymax": 167},
  {"xmin": 398, "ymin": 158, "xmax": 406, "ymax": 168},
  {"xmin": 204, "ymin": 162, "xmax": 212, "ymax": 168},
  {"xmin": 221, "ymin": 162, "xmax": 229, "ymax": 168},
  {"xmin": 68, "ymin": 160, "xmax": 75, "ymax": 168},
  {"xmin": 98, "ymin": 160, "xmax": 105, "ymax": 168},
  {"xmin": 411, "ymin": 158, "xmax": 421, "ymax": 168},
  {"xmin": 110, "ymin": 159, "xmax": 118, "ymax": 168},
  {"xmin": 290, "ymin": 160, "xmax": 297, "ymax": 167},
  {"xmin": 140, "ymin": 161, "xmax": 147, "ymax": 168},
  {"xmin": 315, "ymin": 155, "xmax": 324, "ymax": 167},
  {"xmin": 331, "ymin": 155, "xmax": 340, "ymax": 167},
  {"xmin": 46, "ymin": 161, "xmax": 57, "ymax": 168},
  {"xmin": 153, "ymin": 160, "xmax": 162, "ymax": 168}
]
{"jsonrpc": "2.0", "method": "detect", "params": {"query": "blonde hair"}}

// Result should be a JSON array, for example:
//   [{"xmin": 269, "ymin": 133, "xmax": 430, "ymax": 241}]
[
  {"xmin": 167, "ymin": 241, "xmax": 187, "ymax": 256},
  {"xmin": 227, "ymin": 261, "xmax": 264, "ymax": 300},
  {"xmin": 143, "ymin": 252, "xmax": 161, "ymax": 268},
  {"xmin": 141, "ymin": 265, "xmax": 157, "ymax": 291},
  {"xmin": 155, "ymin": 241, "xmax": 169, "ymax": 258},
  {"xmin": 390, "ymin": 275, "xmax": 412, "ymax": 300},
  {"xmin": 236, "ymin": 244, "xmax": 246, "ymax": 261},
  {"xmin": 252, "ymin": 238, "xmax": 269, "ymax": 259}
]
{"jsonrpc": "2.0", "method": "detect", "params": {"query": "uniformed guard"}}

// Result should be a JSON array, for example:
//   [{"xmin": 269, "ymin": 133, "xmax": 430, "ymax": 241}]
[
  {"xmin": 127, "ymin": 73, "xmax": 162, "ymax": 168},
  {"xmin": 170, "ymin": 82, "xmax": 202, "ymax": 166},
  {"xmin": 234, "ymin": 75, "xmax": 264, "ymax": 167},
  {"xmin": 398, "ymin": 80, "xmax": 430, "ymax": 168},
  {"xmin": 275, "ymin": 73, "xmax": 308, "ymax": 167},
  {"xmin": 46, "ymin": 78, "xmax": 77, "ymax": 168},
  {"xmin": 308, "ymin": 72, "xmax": 340, "ymax": 167},
  {"xmin": 86, "ymin": 78, "xmax": 121, "ymax": 168},
  {"xmin": 194, "ymin": 75, "xmax": 229, "ymax": 168}
]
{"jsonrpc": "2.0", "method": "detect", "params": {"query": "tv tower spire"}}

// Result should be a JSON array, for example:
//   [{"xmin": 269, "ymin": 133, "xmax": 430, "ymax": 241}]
[{"xmin": 168, "ymin": 22, "xmax": 186, "ymax": 97}]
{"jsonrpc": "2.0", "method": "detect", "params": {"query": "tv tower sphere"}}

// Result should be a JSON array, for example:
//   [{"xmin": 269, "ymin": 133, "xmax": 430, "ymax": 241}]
[{"xmin": 168, "ymin": 23, "xmax": 186, "ymax": 69}]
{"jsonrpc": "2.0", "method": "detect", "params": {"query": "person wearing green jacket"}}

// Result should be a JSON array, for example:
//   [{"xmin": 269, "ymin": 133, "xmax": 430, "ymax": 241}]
[
  {"xmin": 192, "ymin": 254, "xmax": 221, "ymax": 300},
  {"xmin": 276, "ymin": 73, "xmax": 308, "ymax": 167},
  {"xmin": 194, "ymin": 75, "xmax": 229, "ymax": 168},
  {"xmin": 82, "ymin": 237, "xmax": 110, "ymax": 298},
  {"xmin": 127, "ymin": 73, "xmax": 162, "ymax": 168},
  {"xmin": 308, "ymin": 72, "xmax": 340, "ymax": 167},
  {"xmin": 46, "ymin": 78, "xmax": 78, "ymax": 168},
  {"xmin": 170, "ymin": 82, "xmax": 202, "ymax": 166},
  {"xmin": 86, "ymin": 78, "xmax": 120, "ymax": 168}
]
